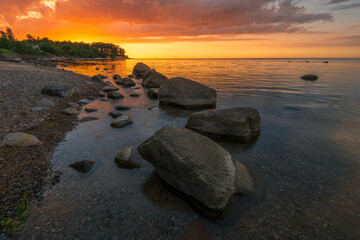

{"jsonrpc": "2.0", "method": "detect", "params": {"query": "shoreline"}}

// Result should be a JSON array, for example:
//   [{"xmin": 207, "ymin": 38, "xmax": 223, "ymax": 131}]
[{"xmin": 0, "ymin": 61, "xmax": 104, "ymax": 235}]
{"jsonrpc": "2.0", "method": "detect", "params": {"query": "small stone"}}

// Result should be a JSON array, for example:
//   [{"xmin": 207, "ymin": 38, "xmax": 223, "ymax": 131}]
[
  {"xmin": 108, "ymin": 111, "xmax": 122, "ymax": 118},
  {"xmin": 95, "ymin": 67, "xmax": 100, "ymax": 70},
  {"xmin": 61, "ymin": 108, "xmax": 79, "ymax": 116},
  {"xmin": 67, "ymin": 102, "xmax": 80, "ymax": 108},
  {"xmin": 32, "ymin": 107, "xmax": 48, "ymax": 111},
  {"xmin": 147, "ymin": 88, "xmax": 159, "ymax": 99},
  {"xmin": 0, "ymin": 132, "xmax": 42, "ymax": 147},
  {"xmin": 111, "ymin": 115, "xmax": 133, "ymax": 128},
  {"xmin": 114, "ymin": 105, "xmax": 131, "ymax": 111},
  {"xmin": 102, "ymin": 86, "xmax": 119, "ymax": 92},
  {"xmin": 99, "ymin": 74, "xmax": 108, "ymax": 78},
  {"xmin": 77, "ymin": 99, "xmax": 92, "ymax": 105},
  {"xmin": 107, "ymin": 92, "xmax": 124, "ymax": 100},
  {"xmin": 113, "ymin": 74, "xmax": 121, "ymax": 80},
  {"xmin": 129, "ymin": 93, "xmax": 141, "ymax": 97},
  {"xmin": 85, "ymin": 107, "xmax": 98, "ymax": 113},
  {"xmin": 69, "ymin": 160, "xmax": 95, "ymax": 173},
  {"xmin": 38, "ymin": 98, "xmax": 55, "ymax": 106}
]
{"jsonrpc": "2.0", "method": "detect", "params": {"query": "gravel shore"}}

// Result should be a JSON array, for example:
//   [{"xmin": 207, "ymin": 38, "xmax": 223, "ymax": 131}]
[{"xmin": 0, "ymin": 61, "xmax": 103, "ymax": 231}]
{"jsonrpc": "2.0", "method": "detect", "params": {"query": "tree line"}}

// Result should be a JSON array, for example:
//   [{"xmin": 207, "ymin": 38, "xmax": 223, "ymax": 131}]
[{"xmin": 0, "ymin": 27, "xmax": 127, "ymax": 58}]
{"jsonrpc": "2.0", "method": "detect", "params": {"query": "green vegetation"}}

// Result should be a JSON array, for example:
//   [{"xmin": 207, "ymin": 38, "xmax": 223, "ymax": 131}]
[
  {"xmin": 0, "ymin": 27, "xmax": 127, "ymax": 58},
  {"xmin": 0, "ymin": 192, "xmax": 30, "ymax": 236},
  {"xmin": 0, "ymin": 48, "xmax": 14, "ymax": 54}
]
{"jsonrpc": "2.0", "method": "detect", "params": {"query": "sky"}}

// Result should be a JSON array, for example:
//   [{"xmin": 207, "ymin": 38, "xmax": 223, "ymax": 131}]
[{"xmin": 0, "ymin": 0, "xmax": 360, "ymax": 58}]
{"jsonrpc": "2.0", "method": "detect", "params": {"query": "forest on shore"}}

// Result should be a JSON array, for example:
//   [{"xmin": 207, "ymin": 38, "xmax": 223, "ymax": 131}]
[{"xmin": 0, "ymin": 27, "xmax": 127, "ymax": 59}]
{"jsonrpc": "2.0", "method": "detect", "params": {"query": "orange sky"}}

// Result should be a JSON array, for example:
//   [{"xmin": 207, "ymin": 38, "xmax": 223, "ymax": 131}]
[{"xmin": 1, "ymin": 0, "xmax": 360, "ymax": 58}]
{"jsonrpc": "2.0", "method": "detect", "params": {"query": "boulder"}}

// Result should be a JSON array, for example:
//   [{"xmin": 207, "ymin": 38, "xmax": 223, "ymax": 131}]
[
  {"xmin": 108, "ymin": 110, "xmax": 122, "ymax": 118},
  {"xmin": 69, "ymin": 160, "xmax": 95, "ymax": 173},
  {"xmin": 132, "ymin": 62, "xmax": 151, "ymax": 77},
  {"xmin": 159, "ymin": 77, "xmax": 217, "ymax": 108},
  {"xmin": 147, "ymin": 88, "xmax": 159, "ymax": 99},
  {"xmin": 113, "ymin": 74, "xmax": 121, "ymax": 80},
  {"xmin": 119, "ymin": 77, "xmax": 136, "ymax": 87},
  {"xmin": 301, "ymin": 75, "xmax": 318, "ymax": 81},
  {"xmin": 142, "ymin": 71, "xmax": 168, "ymax": 88},
  {"xmin": 111, "ymin": 115, "xmax": 133, "ymax": 128},
  {"xmin": 107, "ymin": 92, "xmax": 124, "ymax": 100},
  {"xmin": 85, "ymin": 107, "xmax": 98, "ymax": 113},
  {"xmin": 0, "ymin": 132, "xmax": 41, "ymax": 147},
  {"xmin": 185, "ymin": 107, "xmax": 261, "ymax": 143},
  {"xmin": 114, "ymin": 105, "xmax": 130, "ymax": 111},
  {"xmin": 114, "ymin": 147, "xmax": 142, "ymax": 169},
  {"xmin": 129, "ymin": 92, "xmax": 141, "ymax": 97},
  {"xmin": 79, "ymin": 116, "xmax": 99, "ymax": 122},
  {"xmin": 102, "ymin": 85, "xmax": 119, "ymax": 92},
  {"xmin": 138, "ymin": 126, "xmax": 241, "ymax": 214},
  {"xmin": 61, "ymin": 108, "xmax": 79, "ymax": 116},
  {"xmin": 41, "ymin": 84, "xmax": 73, "ymax": 97},
  {"xmin": 38, "ymin": 98, "xmax": 55, "ymax": 106}
]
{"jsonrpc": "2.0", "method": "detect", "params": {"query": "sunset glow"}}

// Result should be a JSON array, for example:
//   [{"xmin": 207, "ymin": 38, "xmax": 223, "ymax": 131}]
[{"xmin": 1, "ymin": 0, "xmax": 360, "ymax": 58}]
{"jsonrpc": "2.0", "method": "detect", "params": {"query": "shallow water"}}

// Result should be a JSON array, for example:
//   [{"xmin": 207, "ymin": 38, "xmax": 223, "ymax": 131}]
[{"xmin": 20, "ymin": 59, "xmax": 360, "ymax": 239}]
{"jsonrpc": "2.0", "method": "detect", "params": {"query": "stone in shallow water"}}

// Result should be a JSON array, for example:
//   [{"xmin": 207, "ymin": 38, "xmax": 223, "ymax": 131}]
[
  {"xmin": 0, "ymin": 132, "xmax": 42, "ymax": 147},
  {"xmin": 119, "ymin": 78, "xmax": 136, "ymax": 87},
  {"xmin": 77, "ymin": 99, "xmax": 92, "ymax": 105},
  {"xmin": 107, "ymin": 92, "xmax": 124, "ymax": 100},
  {"xmin": 79, "ymin": 116, "xmax": 99, "ymax": 122},
  {"xmin": 69, "ymin": 160, "xmax": 95, "ymax": 173},
  {"xmin": 108, "ymin": 110, "xmax": 122, "ymax": 118},
  {"xmin": 97, "ymin": 90, "xmax": 107, "ymax": 97},
  {"xmin": 129, "ymin": 92, "xmax": 141, "ymax": 97},
  {"xmin": 102, "ymin": 85, "xmax": 119, "ymax": 92},
  {"xmin": 111, "ymin": 115, "xmax": 133, "ymax": 128},
  {"xmin": 142, "ymin": 70, "xmax": 168, "ymax": 88},
  {"xmin": 85, "ymin": 107, "xmax": 98, "ymax": 113},
  {"xmin": 113, "ymin": 74, "xmax": 121, "ymax": 80},
  {"xmin": 132, "ymin": 62, "xmax": 151, "ymax": 77},
  {"xmin": 114, "ymin": 105, "xmax": 130, "ymax": 111},
  {"xmin": 114, "ymin": 147, "xmax": 142, "ymax": 169},
  {"xmin": 185, "ymin": 107, "xmax": 261, "ymax": 143},
  {"xmin": 301, "ymin": 75, "xmax": 318, "ymax": 81}
]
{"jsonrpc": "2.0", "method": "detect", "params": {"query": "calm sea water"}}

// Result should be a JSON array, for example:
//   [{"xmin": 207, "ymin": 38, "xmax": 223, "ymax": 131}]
[{"xmin": 20, "ymin": 59, "xmax": 360, "ymax": 239}]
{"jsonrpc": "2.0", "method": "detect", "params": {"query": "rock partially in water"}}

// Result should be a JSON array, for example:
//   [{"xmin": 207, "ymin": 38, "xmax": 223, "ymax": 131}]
[
  {"xmin": 324, "ymin": 61, "xmax": 329, "ymax": 64},
  {"xmin": 85, "ymin": 107, "xmax": 98, "ymax": 113},
  {"xmin": 113, "ymin": 74, "xmax": 121, "ymax": 80},
  {"xmin": 38, "ymin": 98, "xmax": 55, "ymax": 107},
  {"xmin": 108, "ymin": 110, "xmax": 122, "ymax": 118},
  {"xmin": 301, "ymin": 75, "xmax": 318, "ymax": 81},
  {"xmin": 142, "ymin": 71, "xmax": 168, "ymax": 88},
  {"xmin": 114, "ymin": 105, "xmax": 131, "ymax": 111},
  {"xmin": 69, "ymin": 160, "xmax": 95, "ymax": 173},
  {"xmin": 0, "ymin": 132, "xmax": 42, "ymax": 147},
  {"xmin": 185, "ymin": 107, "xmax": 261, "ymax": 143},
  {"xmin": 36, "ymin": 59, "xmax": 56, "ymax": 67},
  {"xmin": 138, "ymin": 125, "xmax": 252, "ymax": 216},
  {"xmin": 61, "ymin": 108, "xmax": 79, "ymax": 116},
  {"xmin": 99, "ymin": 74, "xmax": 108, "ymax": 79},
  {"xmin": 77, "ymin": 99, "xmax": 92, "ymax": 105},
  {"xmin": 117, "ymin": 77, "xmax": 136, "ymax": 87},
  {"xmin": 102, "ymin": 85, "xmax": 119, "ymax": 92},
  {"xmin": 103, "ymin": 80, "xmax": 111, "ymax": 85},
  {"xmin": 95, "ymin": 67, "xmax": 100, "ymax": 70},
  {"xmin": 127, "ymin": 74, "xmax": 136, "ymax": 79},
  {"xmin": 159, "ymin": 77, "xmax": 217, "ymax": 108},
  {"xmin": 233, "ymin": 160, "xmax": 254, "ymax": 195},
  {"xmin": 104, "ymin": 68, "xmax": 109, "ymax": 70},
  {"xmin": 114, "ymin": 147, "xmax": 143, "ymax": 169},
  {"xmin": 97, "ymin": 90, "xmax": 107, "ymax": 97},
  {"xmin": 132, "ymin": 62, "xmax": 152, "ymax": 77},
  {"xmin": 41, "ymin": 84, "xmax": 73, "ymax": 97},
  {"xmin": 107, "ymin": 91, "xmax": 124, "ymax": 100},
  {"xmin": 111, "ymin": 115, "xmax": 133, "ymax": 128},
  {"xmin": 91, "ymin": 74, "xmax": 102, "ymax": 81},
  {"xmin": 79, "ymin": 116, "xmax": 99, "ymax": 122},
  {"xmin": 147, "ymin": 88, "xmax": 159, "ymax": 99},
  {"xmin": 129, "ymin": 92, "xmax": 141, "ymax": 97}
]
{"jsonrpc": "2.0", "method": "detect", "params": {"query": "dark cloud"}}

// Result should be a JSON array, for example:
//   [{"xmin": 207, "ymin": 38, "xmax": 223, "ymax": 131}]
[{"xmin": 332, "ymin": 3, "xmax": 360, "ymax": 10}]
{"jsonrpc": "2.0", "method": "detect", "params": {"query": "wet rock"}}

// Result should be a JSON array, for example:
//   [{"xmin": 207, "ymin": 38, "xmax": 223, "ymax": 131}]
[
  {"xmin": 95, "ymin": 67, "xmax": 100, "ymax": 70},
  {"xmin": 61, "ymin": 108, "xmax": 79, "ymax": 116},
  {"xmin": 114, "ymin": 105, "xmax": 131, "ymax": 111},
  {"xmin": 41, "ymin": 84, "xmax": 73, "ymax": 97},
  {"xmin": 38, "ymin": 98, "xmax": 55, "ymax": 107},
  {"xmin": 79, "ymin": 116, "xmax": 99, "ymax": 122},
  {"xmin": 324, "ymin": 61, "xmax": 329, "ymax": 63},
  {"xmin": 107, "ymin": 91, "xmax": 124, "ymax": 100},
  {"xmin": 113, "ymin": 74, "xmax": 121, "ymax": 80},
  {"xmin": 129, "ymin": 92, "xmax": 141, "ymax": 97},
  {"xmin": 69, "ymin": 160, "xmax": 95, "ymax": 173},
  {"xmin": 97, "ymin": 90, "xmax": 107, "ymax": 97},
  {"xmin": 99, "ymin": 74, "xmax": 108, "ymax": 78},
  {"xmin": 91, "ymin": 74, "xmax": 102, "ymax": 81},
  {"xmin": 108, "ymin": 110, "xmax": 122, "ymax": 118},
  {"xmin": 77, "ymin": 99, "xmax": 92, "ymax": 105},
  {"xmin": 233, "ymin": 160, "xmax": 254, "ymax": 195},
  {"xmin": 301, "ymin": 75, "xmax": 318, "ymax": 81},
  {"xmin": 118, "ymin": 77, "xmax": 136, "ymax": 87},
  {"xmin": 142, "ymin": 71, "xmax": 168, "ymax": 88},
  {"xmin": 114, "ymin": 147, "xmax": 142, "ymax": 169},
  {"xmin": 132, "ymin": 86, "xmax": 141, "ymax": 89},
  {"xmin": 159, "ymin": 77, "xmax": 217, "ymax": 108},
  {"xmin": 138, "ymin": 126, "xmax": 241, "ymax": 215},
  {"xmin": 104, "ymin": 68, "xmax": 109, "ymax": 70},
  {"xmin": 185, "ymin": 107, "xmax": 261, "ymax": 143},
  {"xmin": 147, "ymin": 88, "xmax": 159, "ymax": 99},
  {"xmin": 0, "ymin": 132, "xmax": 42, "ymax": 147},
  {"xmin": 100, "ymin": 97, "xmax": 113, "ymax": 102},
  {"xmin": 132, "ymin": 62, "xmax": 151, "ymax": 77},
  {"xmin": 102, "ymin": 85, "xmax": 119, "ymax": 92},
  {"xmin": 85, "ymin": 107, "xmax": 98, "ymax": 113},
  {"xmin": 111, "ymin": 115, "xmax": 133, "ymax": 128}
]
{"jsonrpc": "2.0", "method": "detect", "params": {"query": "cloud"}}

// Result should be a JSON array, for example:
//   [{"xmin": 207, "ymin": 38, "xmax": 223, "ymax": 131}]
[
  {"xmin": 326, "ymin": 0, "xmax": 349, "ymax": 4},
  {"xmin": 349, "ymin": 25, "xmax": 360, "ymax": 30},
  {"xmin": 332, "ymin": 3, "xmax": 360, "ymax": 10}
]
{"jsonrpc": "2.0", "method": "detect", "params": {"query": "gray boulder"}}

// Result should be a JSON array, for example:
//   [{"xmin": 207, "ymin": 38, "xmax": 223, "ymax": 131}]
[
  {"xmin": 114, "ymin": 147, "xmax": 142, "ymax": 169},
  {"xmin": 69, "ymin": 160, "xmax": 95, "ymax": 173},
  {"xmin": 132, "ymin": 62, "xmax": 151, "ymax": 77},
  {"xmin": 41, "ymin": 84, "xmax": 73, "ymax": 97},
  {"xmin": 147, "ymin": 88, "xmax": 159, "ymax": 99},
  {"xmin": 102, "ymin": 85, "xmax": 119, "ymax": 92},
  {"xmin": 107, "ymin": 91, "xmax": 124, "ymax": 100},
  {"xmin": 0, "ymin": 132, "xmax": 41, "ymax": 147},
  {"xmin": 142, "ymin": 71, "xmax": 168, "ymax": 88},
  {"xmin": 301, "ymin": 75, "xmax": 318, "ymax": 81},
  {"xmin": 138, "ymin": 126, "xmax": 242, "ymax": 214},
  {"xmin": 185, "ymin": 107, "xmax": 261, "ymax": 143},
  {"xmin": 111, "ymin": 115, "xmax": 133, "ymax": 128},
  {"xmin": 159, "ymin": 77, "xmax": 217, "ymax": 108}
]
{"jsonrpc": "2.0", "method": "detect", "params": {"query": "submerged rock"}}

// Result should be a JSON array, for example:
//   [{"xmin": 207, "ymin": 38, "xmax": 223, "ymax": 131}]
[
  {"xmin": 79, "ymin": 116, "xmax": 99, "ymax": 122},
  {"xmin": 301, "ymin": 75, "xmax": 318, "ymax": 81},
  {"xmin": 0, "ymin": 132, "xmax": 41, "ymax": 147},
  {"xmin": 142, "ymin": 71, "xmax": 168, "ymax": 88},
  {"xmin": 102, "ymin": 85, "xmax": 119, "ymax": 92},
  {"xmin": 108, "ymin": 110, "xmax": 122, "ymax": 118},
  {"xmin": 138, "ymin": 126, "xmax": 252, "ymax": 215},
  {"xmin": 61, "ymin": 108, "xmax": 79, "ymax": 116},
  {"xmin": 129, "ymin": 92, "xmax": 141, "ymax": 97},
  {"xmin": 95, "ymin": 67, "xmax": 100, "ymax": 70},
  {"xmin": 107, "ymin": 91, "xmax": 124, "ymax": 100},
  {"xmin": 159, "ymin": 77, "xmax": 217, "ymax": 108},
  {"xmin": 185, "ymin": 107, "xmax": 261, "ymax": 143},
  {"xmin": 41, "ymin": 84, "xmax": 73, "ymax": 97},
  {"xmin": 132, "ymin": 62, "xmax": 151, "ymax": 77},
  {"xmin": 114, "ymin": 105, "xmax": 130, "ymax": 111},
  {"xmin": 69, "ymin": 160, "xmax": 95, "ymax": 173},
  {"xmin": 111, "ymin": 115, "xmax": 133, "ymax": 128},
  {"xmin": 114, "ymin": 147, "xmax": 142, "ymax": 169},
  {"xmin": 147, "ymin": 88, "xmax": 159, "ymax": 99}
]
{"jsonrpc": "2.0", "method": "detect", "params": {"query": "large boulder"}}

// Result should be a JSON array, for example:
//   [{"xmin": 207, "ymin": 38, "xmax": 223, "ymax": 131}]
[
  {"xmin": 185, "ymin": 107, "xmax": 261, "ymax": 143},
  {"xmin": 159, "ymin": 77, "xmax": 217, "ymax": 108},
  {"xmin": 142, "ymin": 71, "xmax": 168, "ymax": 88},
  {"xmin": 0, "ymin": 132, "xmax": 41, "ymax": 147},
  {"xmin": 138, "ymin": 126, "xmax": 252, "ymax": 215},
  {"xmin": 41, "ymin": 84, "xmax": 73, "ymax": 97},
  {"xmin": 132, "ymin": 62, "xmax": 151, "ymax": 77}
]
